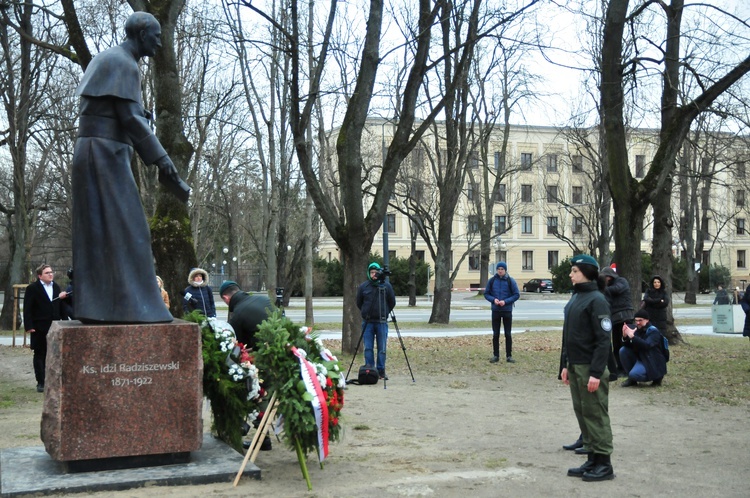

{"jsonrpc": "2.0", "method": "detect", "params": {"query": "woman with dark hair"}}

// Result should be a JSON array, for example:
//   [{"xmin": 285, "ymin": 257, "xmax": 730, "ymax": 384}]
[
  {"xmin": 642, "ymin": 275, "xmax": 669, "ymax": 333},
  {"xmin": 560, "ymin": 254, "xmax": 615, "ymax": 482}
]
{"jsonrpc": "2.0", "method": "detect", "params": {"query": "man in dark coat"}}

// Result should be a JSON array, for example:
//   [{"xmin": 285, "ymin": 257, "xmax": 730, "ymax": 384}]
[
  {"xmin": 600, "ymin": 267, "xmax": 634, "ymax": 376},
  {"xmin": 619, "ymin": 309, "xmax": 667, "ymax": 387},
  {"xmin": 356, "ymin": 262, "xmax": 396, "ymax": 379},
  {"xmin": 219, "ymin": 281, "xmax": 272, "ymax": 351},
  {"xmin": 72, "ymin": 11, "xmax": 188, "ymax": 323},
  {"xmin": 24, "ymin": 265, "xmax": 68, "ymax": 392}
]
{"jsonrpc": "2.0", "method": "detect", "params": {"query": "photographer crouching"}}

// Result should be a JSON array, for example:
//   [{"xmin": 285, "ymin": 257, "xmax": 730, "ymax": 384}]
[{"xmin": 356, "ymin": 262, "xmax": 396, "ymax": 380}]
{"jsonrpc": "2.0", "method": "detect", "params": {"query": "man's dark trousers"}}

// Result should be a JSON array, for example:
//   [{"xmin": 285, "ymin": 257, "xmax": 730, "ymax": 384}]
[{"xmin": 492, "ymin": 310, "xmax": 512, "ymax": 358}]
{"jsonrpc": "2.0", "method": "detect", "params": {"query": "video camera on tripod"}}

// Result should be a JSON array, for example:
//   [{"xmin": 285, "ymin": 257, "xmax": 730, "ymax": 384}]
[{"xmin": 374, "ymin": 267, "xmax": 392, "ymax": 282}]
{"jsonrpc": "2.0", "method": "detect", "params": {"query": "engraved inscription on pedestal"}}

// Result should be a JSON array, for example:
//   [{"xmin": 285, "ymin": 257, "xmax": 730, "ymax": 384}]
[{"xmin": 42, "ymin": 320, "xmax": 203, "ymax": 462}]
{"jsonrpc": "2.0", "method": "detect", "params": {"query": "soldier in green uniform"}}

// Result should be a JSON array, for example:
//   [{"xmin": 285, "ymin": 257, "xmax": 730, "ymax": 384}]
[{"xmin": 560, "ymin": 254, "xmax": 615, "ymax": 482}]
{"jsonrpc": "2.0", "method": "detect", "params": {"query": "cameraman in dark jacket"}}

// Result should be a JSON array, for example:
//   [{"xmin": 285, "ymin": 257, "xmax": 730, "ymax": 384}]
[{"xmin": 356, "ymin": 262, "xmax": 396, "ymax": 380}]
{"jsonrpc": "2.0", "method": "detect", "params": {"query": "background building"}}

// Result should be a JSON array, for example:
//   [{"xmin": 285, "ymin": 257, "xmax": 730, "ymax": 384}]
[{"xmin": 318, "ymin": 118, "xmax": 750, "ymax": 292}]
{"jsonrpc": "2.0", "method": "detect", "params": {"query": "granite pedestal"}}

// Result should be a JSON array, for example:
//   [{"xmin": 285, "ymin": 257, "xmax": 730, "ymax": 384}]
[{"xmin": 41, "ymin": 320, "xmax": 203, "ymax": 463}]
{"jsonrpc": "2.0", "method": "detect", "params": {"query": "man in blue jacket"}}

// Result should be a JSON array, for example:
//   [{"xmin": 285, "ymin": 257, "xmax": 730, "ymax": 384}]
[{"xmin": 484, "ymin": 262, "xmax": 520, "ymax": 363}]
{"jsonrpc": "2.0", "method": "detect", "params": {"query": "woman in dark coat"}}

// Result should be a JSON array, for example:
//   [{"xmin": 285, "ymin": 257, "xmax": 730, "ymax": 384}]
[
  {"xmin": 642, "ymin": 275, "xmax": 669, "ymax": 333},
  {"xmin": 182, "ymin": 268, "xmax": 216, "ymax": 317}
]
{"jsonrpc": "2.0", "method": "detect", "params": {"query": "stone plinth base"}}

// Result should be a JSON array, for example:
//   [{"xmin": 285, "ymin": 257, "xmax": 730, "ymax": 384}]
[{"xmin": 41, "ymin": 320, "xmax": 203, "ymax": 462}]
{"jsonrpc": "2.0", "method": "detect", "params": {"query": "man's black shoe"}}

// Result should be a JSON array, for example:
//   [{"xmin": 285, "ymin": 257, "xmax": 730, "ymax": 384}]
[
  {"xmin": 241, "ymin": 421, "xmax": 251, "ymax": 436},
  {"xmin": 608, "ymin": 372, "xmax": 618, "ymax": 381},
  {"xmin": 379, "ymin": 373, "xmax": 389, "ymax": 381},
  {"xmin": 489, "ymin": 356, "xmax": 500, "ymax": 363},
  {"xmin": 621, "ymin": 378, "xmax": 638, "ymax": 387},
  {"xmin": 567, "ymin": 454, "xmax": 595, "ymax": 477},
  {"xmin": 506, "ymin": 356, "xmax": 516, "ymax": 363},
  {"xmin": 575, "ymin": 446, "xmax": 588, "ymax": 455},
  {"xmin": 582, "ymin": 454, "xmax": 615, "ymax": 481},
  {"xmin": 563, "ymin": 436, "xmax": 583, "ymax": 451},
  {"xmin": 36, "ymin": 384, "xmax": 44, "ymax": 393},
  {"xmin": 651, "ymin": 377, "xmax": 663, "ymax": 386},
  {"xmin": 242, "ymin": 437, "xmax": 273, "ymax": 451}
]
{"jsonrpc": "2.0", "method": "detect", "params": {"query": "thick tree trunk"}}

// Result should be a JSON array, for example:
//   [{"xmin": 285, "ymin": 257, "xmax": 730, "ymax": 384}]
[
  {"xmin": 651, "ymin": 176, "xmax": 682, "ymax": 343},
  {"xmin": 342, "ymin": 247, "xmax": 370, "ymax": 354}
]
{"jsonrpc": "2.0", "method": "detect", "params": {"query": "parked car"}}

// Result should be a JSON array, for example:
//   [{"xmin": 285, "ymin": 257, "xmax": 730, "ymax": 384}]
[{"xmin": 523, "ymin": 278, "xmax": 554, "ymax": 293}]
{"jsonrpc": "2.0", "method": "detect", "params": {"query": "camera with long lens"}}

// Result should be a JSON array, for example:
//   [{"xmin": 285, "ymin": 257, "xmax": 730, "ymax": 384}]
[
  {"xmin": 375, "ymin": 267, "xmax": 392, "ymax": 282},
  {"xmin": 275, "ymin": 287, "xmax": 284, "ymax": 308}
]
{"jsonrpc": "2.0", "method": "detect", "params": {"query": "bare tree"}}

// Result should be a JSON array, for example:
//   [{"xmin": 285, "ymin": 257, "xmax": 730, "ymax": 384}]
[
  {"xmin": 241, "ymin": 0, "xmax": 539, "ymax": 349},
  {"xmin": 0, "ymin": 1, "xmax": 65, "ymax": 328},
  {"xmin": 601, "ymin": 0, "xmax": 750, "ymax": 342}
]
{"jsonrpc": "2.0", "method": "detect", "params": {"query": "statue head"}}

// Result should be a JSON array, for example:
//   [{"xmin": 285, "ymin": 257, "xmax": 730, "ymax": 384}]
[{"xmin": 124, "ymin": 12, "xmax": 162, "ymax": 58}]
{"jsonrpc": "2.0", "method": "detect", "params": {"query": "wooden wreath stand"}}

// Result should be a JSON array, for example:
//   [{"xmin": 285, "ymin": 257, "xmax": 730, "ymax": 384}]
[{"xmin": 233, "ymin": 392, "xmax": 279, "ymax": 486}]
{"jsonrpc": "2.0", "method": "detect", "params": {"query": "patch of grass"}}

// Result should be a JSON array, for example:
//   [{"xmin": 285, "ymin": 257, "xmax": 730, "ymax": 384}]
[
  {"xmin": 352, "ymin": 424, "xmax": 371, "ymax": 431},
  {"xmin": 484, "ymin": 457, "xmax": 508, "ymax": 469}
]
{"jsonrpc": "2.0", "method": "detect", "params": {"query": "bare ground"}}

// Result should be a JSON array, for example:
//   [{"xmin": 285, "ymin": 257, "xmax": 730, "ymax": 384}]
[{"xmin": 1, "ymin": 342, "xmax": 749, "ymax": 498}]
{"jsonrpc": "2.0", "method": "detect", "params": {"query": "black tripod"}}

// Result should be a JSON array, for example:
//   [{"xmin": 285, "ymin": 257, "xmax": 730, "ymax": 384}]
[{"xmin": 345, "ymin": 307, "xmax": 415, "ymax": 389}]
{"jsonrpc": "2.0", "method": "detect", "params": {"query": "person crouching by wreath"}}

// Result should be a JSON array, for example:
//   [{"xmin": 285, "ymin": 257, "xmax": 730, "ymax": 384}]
[
  {"xmin": 560, "ymin": 254, "xmax": 615, "ymax": 482},
  {"xmin": 356, "ymin": 262, "xmax": 396, "ymax": 380},
  {"xmin": 182, "ymin": 268, "xmax": 216, "ymax": 318}
]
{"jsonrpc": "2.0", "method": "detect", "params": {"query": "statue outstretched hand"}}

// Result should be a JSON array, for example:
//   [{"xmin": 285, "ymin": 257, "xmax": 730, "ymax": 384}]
[{"xmin": 155, "ymin": 156, "xmax": 191, "ymax": 203}]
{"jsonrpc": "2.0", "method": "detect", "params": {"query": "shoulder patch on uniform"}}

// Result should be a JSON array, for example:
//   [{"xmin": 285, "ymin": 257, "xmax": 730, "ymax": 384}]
[{"xmin": 600, "ymin": 317, "xmax": 612, "ymax": 332}]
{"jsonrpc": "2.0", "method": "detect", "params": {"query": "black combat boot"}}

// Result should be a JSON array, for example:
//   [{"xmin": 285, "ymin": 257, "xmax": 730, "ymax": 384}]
[
  {"xmin": 567, "ymin": 453, "xmax": 595, "ymax": 477},
  {"xmin": 582, "ymin": 453, "xmax": 615, "ymax": 481}
]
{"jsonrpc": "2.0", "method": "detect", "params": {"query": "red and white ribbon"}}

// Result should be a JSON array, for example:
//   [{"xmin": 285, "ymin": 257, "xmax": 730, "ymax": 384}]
[{"xmin": 291, "ymin": 346, "xmax": 329, "ymax": 461}]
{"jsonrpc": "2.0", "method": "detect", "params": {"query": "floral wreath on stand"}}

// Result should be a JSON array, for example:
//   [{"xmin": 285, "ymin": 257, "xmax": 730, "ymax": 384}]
[
  {"xmin": 185, "ymin": 311, "xmax": 264, "ymax": 453},
  {"xmin": 253, "ymin": 312, "xmax": 345, "ymax": 491}
]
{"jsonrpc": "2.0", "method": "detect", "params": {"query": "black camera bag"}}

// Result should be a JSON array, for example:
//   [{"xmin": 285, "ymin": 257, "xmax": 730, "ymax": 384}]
[{"xmin": 357, "ymin": 365, "xmax": 379, "ymax": 385}]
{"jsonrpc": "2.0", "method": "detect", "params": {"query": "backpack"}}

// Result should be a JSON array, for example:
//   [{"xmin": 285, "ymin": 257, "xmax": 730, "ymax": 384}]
[
  {"xmin": 660, "ymin": 334, "xmax": 670, "ymax": 362},
  {"xmin": 349, "ymin": 365, "xmax": 379, "ymax": 385}
]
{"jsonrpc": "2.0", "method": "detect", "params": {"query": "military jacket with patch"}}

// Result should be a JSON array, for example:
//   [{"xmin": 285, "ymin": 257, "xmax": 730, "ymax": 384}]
[{"xmin": 560, "ymin": 280, "xmax": 612, "ymax": 379}]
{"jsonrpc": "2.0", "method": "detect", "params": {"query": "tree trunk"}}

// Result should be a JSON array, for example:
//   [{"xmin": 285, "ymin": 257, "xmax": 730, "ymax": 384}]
[
  {"xmin": 342, "ymin": 247, "xmax": 369, "ymax": 354},
  {"xmin": 651, "ymin": 175, "xmax": 682, "ymax": 343},
  {"xmin": 430, "ymin": 223, "xmax": 454, "ymax": 323}
]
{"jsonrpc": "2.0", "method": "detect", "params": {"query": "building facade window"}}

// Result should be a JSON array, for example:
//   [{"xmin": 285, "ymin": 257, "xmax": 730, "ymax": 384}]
[
  {"xmin": 738, "ymin": 218, "xmax": 746, "ymax": 235},
  {"xmin": 494, "ymin": 183, "xmax": 506, "ymax": 202},
  {"xmin": 468, "ymin": 215, "xmax": 479, "ymax": 233},
  {"xmin": 546, "ymin": 185, "xmax": 558, "ymax": 203},
  {"xmin": 635, "ymin": 154, "xmax": 646, "ymax": 178},
  {"xmin": 547, "ymin": 216, "xmax": 558, "ymax": 234},
  {"xmin": 572, "ymin": 186, "xmax": 583, "ymax": 204},
  {"xmin": 738, "ymin": 250, "xmax": 747, "ymax": 269},
  {"xmin": 522, "ymin": 251, "xmax": 534, "ymax": 270},
  {"xmin": 547, "ymin": 154, "xmax": 558, "ymax": 172},
  {"xmin": 572, "ymin": 155, "xmax": 583, "ymax": 173},
  {"xmin": 386, "ymin": 213, "xmax": 396, "ymax": 233},
  {"xmin": 737, "ymin": 189, "xmax": 745, "ymax": 207},
  {"xmin": 548, "ymin": 250, "xmax": 559, "ymax": 269},
  {"xmin": 521, "ymin": 184, "xmax": 532, "ymax": 202},
  {"xmin": 573, "ymin": 216, "xmax": 584, "ymax": 235},
  {"xmin": 495, "ymin": 250, "xmax": 507, "ymax": 264},
  {"xmin": 494, "ymin": 151, "xmax": 501, "ymax": 171},
  {"xmin": 494, "ymin": 215, "xmax": 507, "ymax": 234},
  {"xmin": 467, "ymin": 182, "xmax": 475, "ymax": 201},
  {"xmin": 738, "ymin": 161, "xmax": 746, "ymax": 179},
  {"xmin": 468, "ymin": 250, "xmax": 480, "ymax": 271},
  {"xmin": 521, "ymin": 216, "xmax": 533, "ymax": 234},
  {"xmin": 521, "ymin": 152, "xmax": 533, "ymax": 170}
]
